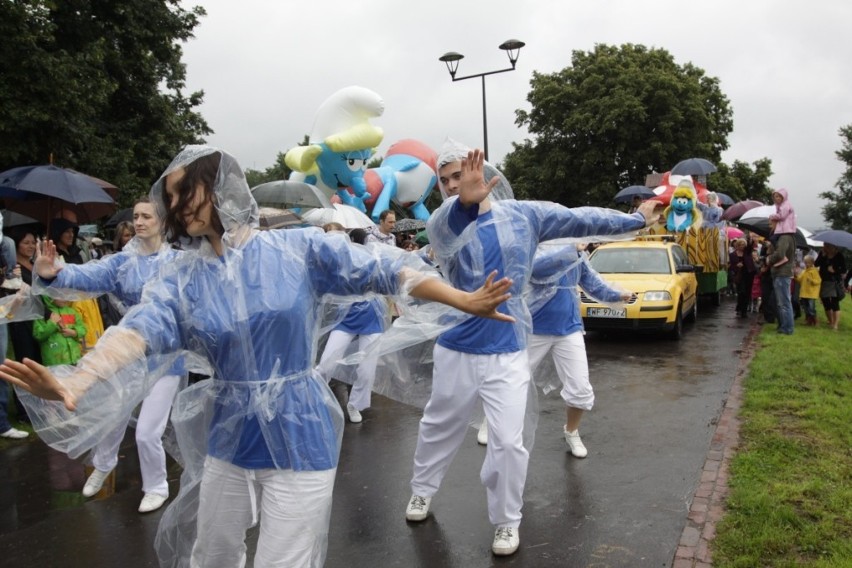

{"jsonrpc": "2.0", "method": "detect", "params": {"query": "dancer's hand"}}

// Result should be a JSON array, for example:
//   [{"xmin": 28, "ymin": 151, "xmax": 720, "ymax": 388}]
[
  {"xmin": 0, "ymin": 358, "xmax": 78, "ymax": 411},
  {"xmin": 458, "ymin": 149, "xmax": 499, "ymax": 207},
  {"xmin": 34, "ymin": 239, "xmax": 62, "ymax": 280},
  {"xmin": 465, "ymin": 270, "xmax": 515, "ymax": 322},
  {"xmin": 636, "ymin": 200, "xmax": 664, "ymax": 227}
]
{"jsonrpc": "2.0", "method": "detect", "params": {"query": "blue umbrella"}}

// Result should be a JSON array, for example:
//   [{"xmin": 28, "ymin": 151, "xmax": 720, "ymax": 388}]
[
  {"xmin": 810, "ymin": 229, "xmax": 852, "ymax": 250},
  {"xmin": 671, "ymin": 158, "xmax": 717, "ymax": 176},
  {"xmin": 614, "ymin": 185, "xmax": 656, "ymax": 204},
  {"xmin": 0, "ymin": 165, "xmax": 115, "ymax": 204},
  {"xmin": 0, "ymin": 164, "xmax": 116, "ymax": 224},
  {"xmin": 714, "ymin": 192, "xmax": 735, "ymax": 206}
]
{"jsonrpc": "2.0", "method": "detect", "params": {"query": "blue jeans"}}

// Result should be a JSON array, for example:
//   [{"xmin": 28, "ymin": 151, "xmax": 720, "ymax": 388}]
[
  {"xmin": 801, "ymin": 298, "xmax": 817, "ymax": 318},
  {"xmin": 773, "ymin": 276, "xmax": 794, "ymax": 334},
  {"xmin": 0, "ymin": 325, "xmax": 10, "ymax": 432}
]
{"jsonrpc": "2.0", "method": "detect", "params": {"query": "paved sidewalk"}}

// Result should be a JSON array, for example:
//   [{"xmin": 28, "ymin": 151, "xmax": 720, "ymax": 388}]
[{"xmin": 673, "ymin": 322, "xmax": 759, "ymax": 567}]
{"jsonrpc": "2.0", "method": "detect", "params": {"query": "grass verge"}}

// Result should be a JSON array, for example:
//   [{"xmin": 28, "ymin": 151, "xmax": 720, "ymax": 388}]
[{"xmin": 713, "ymin": 299, "xmax": 852, "ymax": 567}]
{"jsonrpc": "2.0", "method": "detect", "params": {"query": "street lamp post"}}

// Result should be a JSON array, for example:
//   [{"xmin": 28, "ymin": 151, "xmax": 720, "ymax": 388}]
[{"xmin": 438, "ymin": 40, "xmax": 525, "ymax": 161}]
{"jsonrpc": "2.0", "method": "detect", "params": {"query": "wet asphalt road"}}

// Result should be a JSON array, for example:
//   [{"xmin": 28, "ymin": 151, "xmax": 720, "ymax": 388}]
[{"xmin": 0, "ymin": 296, "xmax": 754, "ymax": 567}]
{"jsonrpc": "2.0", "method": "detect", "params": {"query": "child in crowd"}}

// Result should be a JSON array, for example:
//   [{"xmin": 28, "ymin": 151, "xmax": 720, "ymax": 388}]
[
  {"xmin": 796, "ymin": 256, "xmax": 822, "ymax": 326},
  {"xmin": 33, "ymin": 297, "xmax": 86, "ymax": 366},
  {"xmin": 750, "ymin": 250, "xmax": 762, "ymax": 313}
]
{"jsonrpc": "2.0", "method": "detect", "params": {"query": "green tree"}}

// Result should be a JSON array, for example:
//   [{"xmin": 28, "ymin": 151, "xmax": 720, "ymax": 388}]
[
  {"xmin": 502, "ymin": 43, "xmax": 734, "ymax": 207},
  {"xmin": 0, "ymin": 0, "xmax": 210, "ymax": 207},
  {"xmin": 820, "ymin": 124, "xmax": 852, "ymax": 232},
  {"xmin": 710, "ymin": 158, "xmax": 773, "ymax": 203},
  {"xmin": 244, "ymin": 152, "xmax": 294, "ymax": 188}
]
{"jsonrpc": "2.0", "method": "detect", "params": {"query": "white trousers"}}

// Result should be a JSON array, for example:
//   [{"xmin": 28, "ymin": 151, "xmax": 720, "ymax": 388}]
[
  {"xmin": 527, "ymin": 332, "xmax": 595, "ymax": 411},
  {"xmin": 411, "ymin": 345, "xmax": 530, "ymax": 527},
  {"xmin": 190, "ymin": 457, "xmax": 336, "ymax": 568},
  {"xmin": 92, "ymin": 374, "xmax": 181, "ymax": 496},
  {"xmin": 316, "ymin": 330, "xmax": 380, "ymax": 411}
]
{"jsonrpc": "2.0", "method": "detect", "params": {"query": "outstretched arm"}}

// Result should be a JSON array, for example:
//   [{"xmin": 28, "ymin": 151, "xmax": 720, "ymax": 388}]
[
  {"xmin": 0, "ymin": 327, "xmax": 147, "ymax": 411},
  {"xmin": 404, "ymin": 268, "xmax": 514, "ymax": 322}
]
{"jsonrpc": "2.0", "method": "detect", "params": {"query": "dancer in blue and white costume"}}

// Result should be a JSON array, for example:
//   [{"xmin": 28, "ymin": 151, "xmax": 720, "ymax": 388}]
[
  {"xmin": 32, "ymin": 197, "xmax": 184, "ymax": 513},
  {"xmin": 1, "ymin": 146, "xmax": 514, "ymax": 568},
  {"xmin": 405, "ymin": 141, "xmax": 661, "ymax": 557},
  {"xmin": 316, "ymin": 228, "xmax": 388, "ymax": 424},
  {"xmin": 525, "ymin": 242, "xmax": 634, "ymax": 458}
]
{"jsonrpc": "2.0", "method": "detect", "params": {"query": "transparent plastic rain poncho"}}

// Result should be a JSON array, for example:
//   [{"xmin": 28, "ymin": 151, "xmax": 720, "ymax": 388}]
[
  {"xmin": 526, "ymin": 241, "xmax": 632, "ymax": 395},
  {"xmin": 323, "ymin": 140, "xmax": 649, "ymax": 453},
  {"xmin": 27, "ymin": 237, "xmax": 194, "ymax": 461},
  {"xmin": 0, "ymin": 207, "xmax": 47, "ymax": 324},
  {"xmin": 436, "ymin": 137, "xmax": 515, "ymax": 201},
  {"xmin": 16, "ymin": 145, "xmax": 453, "ymax": 568}
]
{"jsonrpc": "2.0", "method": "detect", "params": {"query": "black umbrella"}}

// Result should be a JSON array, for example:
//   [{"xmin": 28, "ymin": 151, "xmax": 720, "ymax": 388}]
[
  {"xmin": 613, "ymin": 185, "xmax": 656, "ymax": 204},
  {"xmin": 104, "ymin": 207, "xmax": 133, "ymax": 228},
  {"xmin": 1, "ymin": 210, "xmax": 41, "ymax": 228},
  {"xmin": 671, "ymin": 158, "xmax": 717, "ymax": 176},
  {"xmin": 251, "ymin": 180, "xmax": 332, "ymax": 210},
  {"xmin": 810, "ymin": 229, "xmax": 852, "ymax": 250},
  {"xmin": 721, "ymin": 200, "xmax": 764, "ymax": 221},
  {"xmin": 735, "ymin": 218, "xmax": 807, "ymax": 248}
]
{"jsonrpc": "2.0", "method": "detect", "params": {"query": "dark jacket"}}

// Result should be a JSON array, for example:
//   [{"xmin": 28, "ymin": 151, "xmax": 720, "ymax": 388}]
[{"xmin": 49, "ymin": 219, "xmax": 85, "ymax": 265}]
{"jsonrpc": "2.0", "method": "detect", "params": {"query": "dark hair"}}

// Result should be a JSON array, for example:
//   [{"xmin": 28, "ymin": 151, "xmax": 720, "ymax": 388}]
[
  {"xmin": 161, "ymin": 152, "xmax": 224, "ymax": 243},
  {"xmin": 378, "ymin": 209, "xmax": 395, "ymax": 222},
  {"xmin": 349, "ymin": 228, "xmax": 368, "ymax": 245},
  {"xmin": 8, "ymin": 227, "xmax": 40, "ymax": 250}
]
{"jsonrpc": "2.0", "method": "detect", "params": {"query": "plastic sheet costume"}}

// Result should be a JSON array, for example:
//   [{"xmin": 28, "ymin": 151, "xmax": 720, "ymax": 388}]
[
  {"xmin": 526, "ymin": 242, "xmax": 630, "ymax": 399},
  {"xmin": 406, "ymin": 140, "xmax": 649, "ymax": 539},
  {"xmin": 33, "ymin": 236, "xmax": 188, "ymax": 506},
  {"xmin": 17, "ymin": 146, "xmax": 446, "ymax": 568}
]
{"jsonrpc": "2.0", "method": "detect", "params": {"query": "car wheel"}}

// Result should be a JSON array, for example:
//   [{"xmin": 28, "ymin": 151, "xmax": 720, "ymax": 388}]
[
  {"xmin": 668, "ymin": 302, "xmax": 683, "ymax": 340},
  {"xmin": 686, "ymin": 298, "xmax": 698, "ymax": 323}
]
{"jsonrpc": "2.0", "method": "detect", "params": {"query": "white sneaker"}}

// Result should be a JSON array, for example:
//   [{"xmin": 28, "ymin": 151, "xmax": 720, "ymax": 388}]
[
  {"xmin": 346, "ymin": 403, "xmax": 362, "ymax": 424},
  {"xmin": 0, "ymin": 427, "xmax": 29, "ymax": 439},
  {"xmin": 138, "ymin": 492, "xmax": 168, "ymax": 513},
  {"xmin": 82, "ymin": 468, "xmax": 112, "ymax": 497},
  {"xmin": 492, "ymin": 526, "xmax": 520, "ymax": 556},
  {"xmin": 405, "ymin": 494, "xmax": 431, "ymax": 521},
  {"xmin": 563, "ymin": 427, "xmax": 588, "ymax": 458},
  {"xmin": 476, "ymin": 419, "xmax": 489, "ymax": 445}
]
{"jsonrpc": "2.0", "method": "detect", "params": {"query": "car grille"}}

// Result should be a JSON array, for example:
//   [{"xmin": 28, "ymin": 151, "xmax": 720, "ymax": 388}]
[{"xmin": 579, "ymin": 291, "xmax": 637, "ymax": 305}]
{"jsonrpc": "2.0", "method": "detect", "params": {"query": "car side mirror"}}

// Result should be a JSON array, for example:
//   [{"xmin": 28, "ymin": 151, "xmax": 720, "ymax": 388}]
[{"xmin": 677, "ymin": 264, "xmax": 703, "ymax": 274}]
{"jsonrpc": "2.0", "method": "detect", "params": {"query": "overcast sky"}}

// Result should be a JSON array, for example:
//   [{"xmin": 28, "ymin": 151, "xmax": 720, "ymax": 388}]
[{"xmin": 181, "ymin": 0, "xmax": 852, "ymax": 230}]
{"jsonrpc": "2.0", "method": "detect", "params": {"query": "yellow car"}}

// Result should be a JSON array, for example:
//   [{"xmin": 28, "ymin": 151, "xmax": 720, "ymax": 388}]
[{"xmin": 580, "ymin": 238, "xmax": 700, "ymax": 339}]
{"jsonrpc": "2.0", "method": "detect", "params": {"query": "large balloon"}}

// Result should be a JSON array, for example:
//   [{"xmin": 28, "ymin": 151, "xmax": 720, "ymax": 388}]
[
  {"xmin": 285, "ymin": 86, "xmax": 384, "ymax": 211},
  {"xmin": 356, "ymin": 139, "xmax": 437, "ymax": 221}
]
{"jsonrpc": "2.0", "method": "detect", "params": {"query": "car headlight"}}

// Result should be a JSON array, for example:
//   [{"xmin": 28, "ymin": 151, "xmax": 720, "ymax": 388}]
[{"xmin": 643, "ymin": 290, "xmax": 672, "ymax": 301}]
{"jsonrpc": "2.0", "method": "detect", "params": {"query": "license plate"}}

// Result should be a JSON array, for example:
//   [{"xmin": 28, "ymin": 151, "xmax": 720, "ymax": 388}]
[{"xmin": 587, "ymin": 307, "xmax": 626, "ymax": 318}]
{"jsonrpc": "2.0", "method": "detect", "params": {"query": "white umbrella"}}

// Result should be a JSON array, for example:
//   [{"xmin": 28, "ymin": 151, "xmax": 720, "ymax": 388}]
[
  {"xmin": 301, "ymin": 203, "xmax": 375, "ymax": 229},
  {"xmin": 798, "ymin": 227, "xmax": 823, "ymax": 248},
  {"xmin": 738, "ymin": 204, "xmax": 776, "ymax": 221}
]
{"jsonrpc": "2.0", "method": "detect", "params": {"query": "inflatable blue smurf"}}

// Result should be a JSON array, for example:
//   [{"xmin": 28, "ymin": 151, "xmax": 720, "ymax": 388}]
[{"xmin": 285, "ymin": 86, "xmax": 384, "ymax": 211}]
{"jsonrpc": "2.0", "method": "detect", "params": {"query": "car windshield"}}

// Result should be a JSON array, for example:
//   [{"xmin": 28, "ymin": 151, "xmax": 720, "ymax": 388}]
[{"xmin": 589, "ymin": 248, "xmax": 672, "ymax": 274}]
